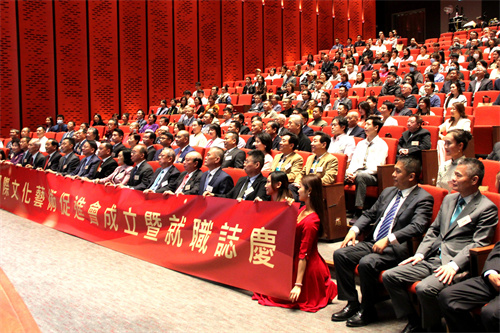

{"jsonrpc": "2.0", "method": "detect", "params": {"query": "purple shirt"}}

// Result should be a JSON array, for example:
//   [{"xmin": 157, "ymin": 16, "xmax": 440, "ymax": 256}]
[{"xmin": 140, "ymin": 123, "xmax": 159, "ymax": 133}]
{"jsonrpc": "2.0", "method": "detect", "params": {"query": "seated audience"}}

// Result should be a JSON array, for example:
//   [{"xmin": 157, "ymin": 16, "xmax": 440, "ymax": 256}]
[
  {"xmin": 199, "ymin": 147, "xmax": 234, "ymax": 196},
  {"xmin": 271, "ymin": 133, "xmax": 304, "ymax": 183},
  {"xmin": 95, "ymin": 149, "xmax": 134, "ymax": 186},
  {"xmin": 23, "ymin": 139, "xmax": 45, "ymax": 169},
  {"xmin": 397, "ymin": 115, "xmax": 431, "ymax": 160},
  {"xmin": 163, "ymin": 151, "xmax": 203, "ymax": 195},
  {"xmin": 254, "ymin": 132, "xmax": 274, "ymax": 171},
  {"xmin": 436, "ymin": 129, "xmax": 472, "ymax": 192},
  {"xmin": 38, "ymin": 139, "xmax": 62, "ymax": 172},
  {"xmin": 437, "ymin": 103, "xmax": 471, "ymax": 165},
  {"xmin": 286, "ymin": 115, "xmax": 312, "ymax": 152},
  {"xmin": 189, "ymin": 120, "xmax": 208, "ymax": 147},
  {"xmin": 70, "ymin": 140, "xmax": 100, "ymax": 179},
  {"xmin": 122, "ymin": 145, "xmax": 154, "ymax": 191}
]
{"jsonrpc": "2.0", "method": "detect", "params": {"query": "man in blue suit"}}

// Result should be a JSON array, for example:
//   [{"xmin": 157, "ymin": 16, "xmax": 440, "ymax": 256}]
[
  {"xmin": 70, "ymin": 140, "xmax": 101, "ymax": 179},
  {"xmin": 174, "ymin": 130, "xmax": 195, "ymax": 163},
  {"xmin": 199, "ymin": 147, "xmax": 234, "ymax": 196}
]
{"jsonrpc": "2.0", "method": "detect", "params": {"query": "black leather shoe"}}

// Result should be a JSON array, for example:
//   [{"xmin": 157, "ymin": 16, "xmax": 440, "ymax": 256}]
[
  {"xmin": 346, "ymin": 309, "xmax": 378, "ymax": 327},
  {"xmin": 401, "ymin": 321, "xmax": 423, "ymax": 333},
  {"xmin": 331, "ymin": 303, "xmax": 360, "ymax": 322}
]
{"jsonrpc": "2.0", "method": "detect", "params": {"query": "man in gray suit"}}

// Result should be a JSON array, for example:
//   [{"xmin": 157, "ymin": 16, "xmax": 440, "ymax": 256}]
[
  {"xmin": 332, "ymin": 157, "xmax": 434, "ymax": 327},
  {"xmin": 382, "ymin": 158, "xmax": 498, "ymax": 332}
]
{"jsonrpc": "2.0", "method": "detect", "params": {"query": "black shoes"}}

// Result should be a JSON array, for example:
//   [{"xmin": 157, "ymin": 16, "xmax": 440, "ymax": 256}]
[
  {"xmin": 401, "ymin": 321, "xmax": 424, "ymax": 333},
  {"xmin": 331, "ymin": 302, "xmax": 360, "ymax": 322},
  {"xmin": 346, "ymin": 308, "xmax": 378, "ymax": 327}
]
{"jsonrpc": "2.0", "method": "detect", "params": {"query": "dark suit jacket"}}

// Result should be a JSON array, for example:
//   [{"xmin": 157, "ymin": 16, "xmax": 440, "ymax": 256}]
[
  {"xmin": 59, "ymin": 130, "xmax": 74, "ymax": 143},
  {"xmin": 321, "ymin": 61, "xmax": 334, "ymax": 78},
  {"xmin": 354, "ymin": 186, "xmax": 434, "ymax": 254},
  {"xmin": 94, "ymin": 157, "xmax": 118, "ymax": 179},
  {"xmin": 482, "ymin": 241, "xmax": 500, "ymax": 276},
  {"xmin": 302, "ymin": 125, "xmax": 314, "ymax": 137},
  {"xmin": 297, "ymin": 132, "xmax": 312, "ymax": 152},
  {"xmin": 240, "ymin": 126, "xmax": 250, "ymax": 135},
  {"xmin": 440, "ymin": 80, "xmax": 466, "ymax": 94},
  {"xmin": 392, "ymin": 107, "xmax": 413, "ymax": 116},
  {"xmin": 74, "ymin": 139, "xmax": 86, "ymax": 155},
  {"xmin": 127, "ymin": 161, "xmax": 154, "ymax": 191},
  {"xmin": 43, "ymin": 151, "xmax": 62, "ymax": 172},
  {"xmin": 198, "ymin": 168, "xmax": 234, "ymax": 195},
  {"xmin": 171, "ymin": 169, "xmax": 203, "ymax": 195},
  {"xmin": 245, "ymin": 136, "xmax": 256, "ymax": 149},
  {"xmin": 71, "ymin": 154, "xmax": 101, "ymax": 179},
  {"xmin": 222, "ymin": 173, "xmax": 270, "ymax": 201},
  {"xmin": 57, "ymin": 152, "xmax": 80, "ymax": 175},
  {"xmin": 112, "ymin": 142, "xmax": 126, "ymax": 158},
  {"xmin": 348, "ymin": 125, "xmax": 366, "ymax": 139},
  {"xmin": 147, "ymin": 165, "xmax": 181, "ymax": 193},
  {"xmin": 467, "ymin": 79, "xmax": 493, "ymax": 94},
  {"xmin": 23, "ymin": 152, "xmax": 45, "ymax": 169},
  {"xmin": 146, "ymin": 145, "xmax": 156, "ymax": 161},
  {"xmin": 403, "ymin": 95, "xmax": 418, "ymax": 109},
  {"xmin": 296, "ymin": 99, "xmax": 310, "ymax": 111},
  {"xmin": 221, "ymin": 148, "xmax": 245, "ymax": 169},
  {"xmin": 49, "ymin": 123, "xmax": 68, "ymax": 132},
  {"xmin": 271, "ymin": 135, "xmax": 281, "ymax": 150},
  {"xmin": 174, "ymin": 145, "xmax": 195, "ymax": 163},
  {"xmin": 416, "ymin": 191, "xmax": 498, "ymax": 270},
  {"xmin": 494, "ymin": 79, "xmax": 500, "ymax": 91},
  {"xmin": 242, "ymin": 85, "xmax": 256, "ymax": 95},
  {"xmin": 397, "ymin": 127, "xmax": 431, "ymax": 159},
  {"xmin": 153, "ymin": 146, "xmax": 171, "ymax": 161},
  {"xmin": 486, "ymin": 142, "xmax": 500, "ymax": 161}
]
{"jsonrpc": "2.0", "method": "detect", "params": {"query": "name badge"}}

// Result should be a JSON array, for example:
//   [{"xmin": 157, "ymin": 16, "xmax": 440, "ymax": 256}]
[
  {"xmin": 457, "ymin": 215, "xmax": 472, "ymax": 228},
  {"xmin": 63, "ymin": 164, "xmax": 67, "ymax": 169},
  {"xmin": 316, "ymin": 166, "xmax": 323, "ymax": 172},
  {"xmin": 178, "ymin": 158, "xmax": 183, "ymax": 162},
  {"xmin": 245, "ymin": 187, "xmax": 254, "ymax": 196},
  {"xmin": 185, "ymin": 184, "xmax": 191, "ymax": 191},
  {"xmin": 285, "ymin": 163, "xmax": 292, "ymax": 170},
  {"xmin": 85, "ymin": 165, "xmax": 89, "ymax": 170},
  {"xmin": 134, "ymin": 175, "xmax": 139, "ymax": 180},
  {"xmin": 97, "ymin": 168, "xmax": 102, "ymax": 172},
  {"xmin": 161, "ymin": 180, "xmax": 169, "ymax": 187},
  {"xmin": 225, "ymin": 155, "xmax": 232, "ymax": 160},
  {"xmin": 411, "ymin": 141, "xmax": 419, "ymax": 146},
  {"xmin": 206, "ymin": 185, "xmax": 213, "ymax": 192},
  {"xmin": 23, "ymin": 159, "xmax": 27, "ymax": 164},
  {"xmin": 48, "ymin": 162, "xmax": 51, "ymax": 167}
]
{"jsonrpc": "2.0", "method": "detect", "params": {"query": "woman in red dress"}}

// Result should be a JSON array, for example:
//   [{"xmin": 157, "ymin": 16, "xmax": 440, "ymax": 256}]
[{"xmin": 253, "ymin": 174, "xmax": 337, "ymax": 312}]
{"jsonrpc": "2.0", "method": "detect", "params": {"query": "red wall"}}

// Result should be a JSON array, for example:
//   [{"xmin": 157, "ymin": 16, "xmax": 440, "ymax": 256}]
[{"xmin": 0, "ymin": 0, "xmax": 374, "ymax": 137}]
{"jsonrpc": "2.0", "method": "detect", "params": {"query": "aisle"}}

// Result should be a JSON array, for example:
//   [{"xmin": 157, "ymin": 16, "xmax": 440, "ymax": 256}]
[{"xmin": 0, "ymin": 210, "xmax": 404, "ymax": 332}]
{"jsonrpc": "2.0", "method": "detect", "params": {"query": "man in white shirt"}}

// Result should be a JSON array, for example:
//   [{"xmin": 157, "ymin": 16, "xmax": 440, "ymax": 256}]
[
  {"xmin": 345, "ymin": 116, "xmax": 388, "ymax": 222},
  {"xmin": 328, "ymin": 116, "xmax": 356, "ymax": 162},
  {"xmin": 36, "ymin": 126, "xmax": 49, "ymax": 152}
]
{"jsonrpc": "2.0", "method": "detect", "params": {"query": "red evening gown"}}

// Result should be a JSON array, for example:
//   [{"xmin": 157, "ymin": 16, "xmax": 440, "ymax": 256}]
[{"xmin": 252, "ymin": 207, "xmax": 337, "ymax": 312}]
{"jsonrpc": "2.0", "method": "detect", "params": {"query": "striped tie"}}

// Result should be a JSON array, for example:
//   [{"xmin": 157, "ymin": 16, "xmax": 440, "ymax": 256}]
[{"xmin": 376, "ymin": 190, "xmax": 402, "ymax": 241}]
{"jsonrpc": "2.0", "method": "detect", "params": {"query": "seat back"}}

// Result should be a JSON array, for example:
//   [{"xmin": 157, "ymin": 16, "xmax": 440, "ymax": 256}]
[
  {"xmin": 379, "ymin": 126, "xmax": 405, "ymax": 139},
  {"xmin": 423, "ymin": 126, "xmax": 439, "ymax": 149},
  {"xmin": 482, "ymin": 160, "xmax": 500, "ymax": 194},
  {"xmin": 331, "ymin": 153, "xmax": 347, "ymax": 183},
  {"xmin": 237, "ymin": 94, "xmax": 253, "ymax": 105},
  {"xmin": 147, "ymin": 161, "xmax": 161, "ymax": 172},
  {"xmin": 382, "ymin": 137, "xmax": 399, "ymax": 164},
  {"xmin": 482, "ymin": 192, "xmax": 500, "ymax": 243},
  {"xmin": 223, "ymin": 167, "xmax": 247, "ymax": 186},
  {"xmin": 473, "ymin": 91, "xmax": 500, "ymax": 108},
  {"xmin": 474, "ymin": 106, "xmax": 500, "ymax": 126},
  {"xmin": 420, "ymin": 185, "xmax": 449, "ymax": 222}
]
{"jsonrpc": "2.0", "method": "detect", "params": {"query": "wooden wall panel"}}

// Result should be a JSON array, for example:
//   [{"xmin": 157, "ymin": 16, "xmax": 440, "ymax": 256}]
[
  {"xmin": 54, "ymin": 0, "xmax": 88, "ymax": 125},
  {"xmin": 243, "ymin": 0, "xmax": 263, "ymax": 75},
  {"xmin": 263, "ymin": 0, "xmax": 282, "ymax": 69},
  {"xmin": 317, "ymin": 0, "xmax": 333, "ymax": 52},
  {"xmin": 221, "ymin": 0, "xmax": 243, "ymax": 82},
  {"xmin": 18, "ymin": 0, "xmax": 56, "ymax": 131},
  {"xmin": 88, "ymin": 0, "xmax": 119, "ymax": 122},
  {"xmin": 349, "ymin": 0, "xmax": 363, "ymax": 40},
  {"xmin": 0, "ymin": 0, "xmax": 20, "ymax": 136},
  {"xmin": 119, "ymin": 1, "xmax": 148, "ymax": 114},
  {"xmin": 301, "ymin": 0, "xmax": 317, "ymax": 56},
  {"xmin": 173, "ymin": 0, "xmax": 198, "ymax": 97},
  {"xmin": 148, "ymin": 0, "xmax": 174, "ymax": 104},
  {"xmin": 333, "ymin": 0, "xmax": 348, "ymax": 44},
  {"xmin": 363, "ymin": 0, "xmax": 376, "ymax": 40},
  {"xmin": 282, "ymin": 0, "xmax": 300, "ymax": 63},
  {"xmin": 199, "ymin": 0, "xmax": 221, "ymax": 89}
]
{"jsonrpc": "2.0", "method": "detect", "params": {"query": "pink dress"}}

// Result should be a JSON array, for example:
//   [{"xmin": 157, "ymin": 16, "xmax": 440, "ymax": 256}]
[{"xmin": 253, "ymin": 207, "xmax": 337, "ymax": 312}]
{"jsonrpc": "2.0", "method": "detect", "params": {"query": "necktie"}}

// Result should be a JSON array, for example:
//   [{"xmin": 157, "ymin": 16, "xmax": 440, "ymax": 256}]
[
  {"xmin": 376, "ymin": 190, "xmax": 403, "ymax": 241},
  {"xmin": 204, "ymin": 172, "xmax": 213, "ymax": 192},
  {"xmin": 175, "ymin": 174, "xmax": 189, "ymax": 194},
  {"xmin": 150, "ymin": 169, "xmax": 167, "ymax": 191},
  {"xmin": 31, "ymin": 154, "xmax": 36, "ymax": 165},
  {"xmin": 450, "ymin": 198, "xmax": 466, "ymax": 226},
  {"xmin": 362, "ymin": 142, "xmax": 373, "ymax": 169},
  {"xmin": 310, "ymin": 156, "xmax": 319, "ymax": 173},
  {"xmin": 78, "ymin": 157, "xmax": 89, "ymax": 176},
  {"xmin": 44, "ymin": 155, "xmax": 50, "ymax": 170},
  {"xmin": 237, "ymin": 177, "xmax": 249, "ymax": 199}
]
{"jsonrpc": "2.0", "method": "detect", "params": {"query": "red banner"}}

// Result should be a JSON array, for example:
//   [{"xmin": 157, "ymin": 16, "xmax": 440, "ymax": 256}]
[{"xmin": 0, "ymin": 164, "xmax": 298, "ymax": 299}]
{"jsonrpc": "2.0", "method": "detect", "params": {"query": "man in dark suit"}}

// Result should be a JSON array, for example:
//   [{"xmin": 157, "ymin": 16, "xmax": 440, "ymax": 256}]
[
  {"xmin": 38, "ymin": 139, "xmax": 61, "ymax": 172},
  {"xmin": 221, "ymin": 132, "xmax": 245, "ymax": 169},
  {"xmin": 123, "ymin": 145, "xmax": 154, "ymax": 191},
  {"xmin": 468, "ymin": 66, "xmax": 493, "ymax": 103},
  {"xmin": 494, "ymin": 77, "xmax": 500, "ymax": 91},
  {"xmin": 265, "ymin": 121, "xmax": 282, "ymax": 150},
  {"xmin": 346, "ymin": 111, "xmax": 366, "ymax": 139},
  {"xmin": 209, "ymin": 150, "xmax": 269, "ymax": 201},
  {"xmin": 320, "ymin": 54, "xmax": 334, "ymax": 78},
  {"xmin": 332, "ymin": 157, "xmax": 434, "ymax": 327},
  {"xmin": 286, "ymin": 115, "xmax": 312, "ymax": 152},
  {"xmin": 143, "ymin": 148, "xmax": 181, "ymax": 194},
  {"xmin": 70, "ymin": 140, "xmax": 101, "ymax": 179},
  {"xmin": 383, "ymin": 158, "xmax": 498, "ymax": 332},
  {"xmin": 487, "ymin": 142, "xmax": 500, "ymax": 161},
  {"xmin": 143, "ymin": 131, "xmax": 157, "ymax": 161},
  {"xmin": 174, "ymin": 130, "xmax": 195, "ymax": 163},
  {"xmin": 245, "ymin": 120, "xmax": 263, "ymax": 149},
  {"xmin": 23, "ymin": 139, "xmax": 45, "ymax": 169},
  {"xmin": 48, "ymin": 138, "xmax": 80, "ymax": 175},
  {"xmin": 397, "ymin": 115, "xmax": 431, "ymax": 161},
  {"xmin": 199, "ymin": 147, "xmax": 234, "ymax": 196},
  {"xmin": 438, "ymin": 241, "xmax": 500, "ymax": 332},
  {"xmin": 439, "ymin": 69, "xmax": 466, "ymax": 94},
  {"xmin": 111, "ymin": 129, "xmax": 126, "ymax": 158},
  {"xmin": 164, "ymin": 151, "xmax": 203, "ymax": 195},
  {"xmin": 392, "ymin": 94, "xmax": 414, "ymax": 116},
  {"xmin": 153, "ymin": 132, "xmax": 173, "ymax": 161},
  {"xmin": 49, "ymin": 115, "xmax": 68, "ymax": 133},
  {"xmin": 295, "ymin": 90, "xmax": 311, "ymax": 111},
  {"xmin": 59, "ymin": 121, "xmax": 75, "ymax": 143},
  {"xmin": 233, "ymin": 113, "xmax": 250, "ymax": 135},
  {"xmin": 92, "ymin": 142, "xmax": 118, "ymax": 180},
  {"xmin": 300, "ymin": 111, "xmax": 314, "ymax": 137}
]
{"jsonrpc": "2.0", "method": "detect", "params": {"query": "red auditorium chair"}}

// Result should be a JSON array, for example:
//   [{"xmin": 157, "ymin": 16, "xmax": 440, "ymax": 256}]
[
  {"xmin": 379, "ymin": 126, "xmax": 405, "ymax": 139},
  {"xmin": 366, "ymin": 86, "xmax": 382, "ymax": 97},
  {"xmin": 473, "ymin": 91, "xmax": 500, "ymax": 108},
  {"xmin": 348, "ymin": 88, "xmax": 365, "ymax": 97},
  {"xmin": 377, "ymin": 96, "xmax": 395, "ymax": 108},
  {"xmin": 237, "ymin": 94, "xmax": 253, "ymax": 106},
  {"xmin": 421, "ymin": 116, "xmax": 443, "ymax": 126},
  {"xmin": 393, "ymin": 116, "xmax": 409, "ymax": 126},
  {"xmin": 481, "ymin": 160, "xmax": 500, "ymax": 193},
  {"xmin": 223, "ymin": 167, "xmax": 246, "ymax": 186},
  {"xmin": 54, "ymin": 132, "xmax": 65, "ymax": 142},
  {"xmin": 473, "ymin": 106, "xmax": 500, "ymax": 155},
  {"xmin": 148, "ymin": 161, "xmax": 160, "ymax": 172}
]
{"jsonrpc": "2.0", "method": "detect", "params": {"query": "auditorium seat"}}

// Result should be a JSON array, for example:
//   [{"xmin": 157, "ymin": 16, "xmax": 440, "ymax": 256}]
[
  {"xmin": 366, "ymin": 86, "xmax": 382, "ymax": 97},
  {"xmin": 421, "ymin": 115, "xmax": 443, "ymax": 126},
  {"xmin": 237, "ymin": 94, "xmax": 253, "ymax": 106},
  {"xmin": 45, "ymin": 132, "xmax": 56, "ymax": 139},
  {"xmin": 348, "ymin": 87, "xmax": 365, "ymax": 97},
  {"xmin": 481, "ymin": 160, "xmax": 500, "ymax": 193},
  {"xmin": 473, "ymin": 106, "xmax": 500, "ymax": 155},
  {"xmin": 147, "ymin": 161, "xmax": 161, "ymax": 172},
  {"xmin": 472, "ymin": 91, "xmax": 500, "ymax": 108},
  {"xmin": 379, "ymin": 125, "xmax": 405, "ymax": 139},
  {"xmin": 223, "ymin": 167, "xmax": 246, "ymax": 186},
  {"xmin": 55, "ymin": 132, "xmax": 65, "ymax": 142},
  {"xmin": 393, "ymin": 116, "xmax": 409, "ymax": 126}
]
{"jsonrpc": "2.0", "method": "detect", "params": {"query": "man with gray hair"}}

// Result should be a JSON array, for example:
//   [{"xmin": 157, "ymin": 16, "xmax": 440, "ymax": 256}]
[
  {"xmin": 143, "ymin": 148, "xmax": 181, "ymax": 194},
  {"xmin": 286, "ymin": 115, "xmax": 311, "ymax": 152},
  {"xmin": 467, "ymin": 66, "xmax": 493, "ymax": 103},
  {"xmin": 401, "ymin": 83, "xmax": 418, "ymax": 109},
  {"xmin": 199, "ymin": 147, "xmax": 234, "ymax": 196},
  {"xmin": 23, "ymin": 139, "xmax": 44, "ymax": 169}
]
